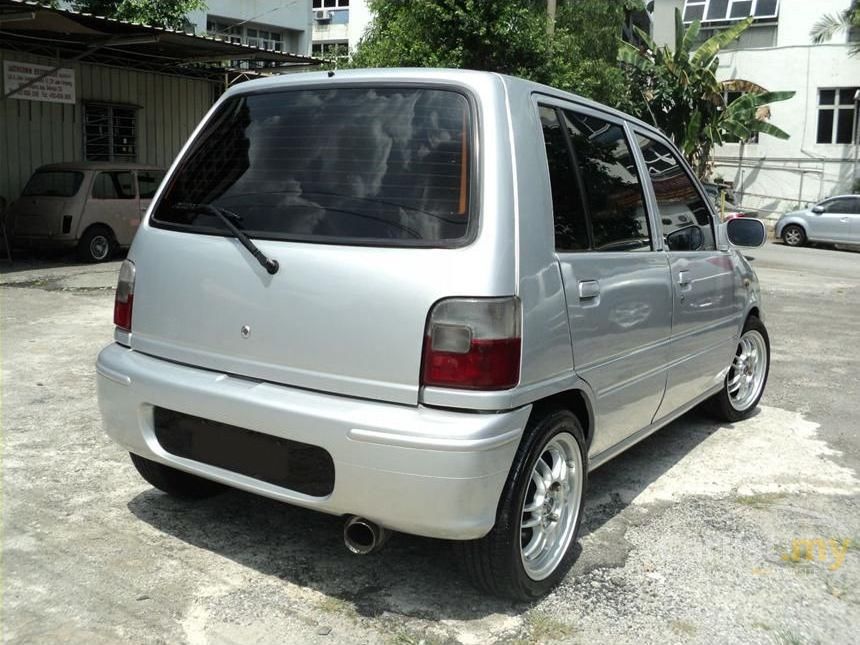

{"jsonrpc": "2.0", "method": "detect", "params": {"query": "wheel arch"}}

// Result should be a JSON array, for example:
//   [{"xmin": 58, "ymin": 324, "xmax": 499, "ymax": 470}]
[
  {"xmin": 779, "ymin": 218, "xmax": 807, "ymax": 239},
  {"xmin": 79, "ymin": 221, "xmax": 117, "ymax": 242},
  {"xmin": 77, "ymin": 223, "xmax": 117, "ymax": 262},
  {"xmin": 527, "ymin": 388, "xmax": 595, "ymax": 452}
]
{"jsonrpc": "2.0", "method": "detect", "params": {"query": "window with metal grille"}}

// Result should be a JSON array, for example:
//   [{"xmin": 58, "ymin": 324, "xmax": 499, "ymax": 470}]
[
  {"xmin": 817, "ymin": 88, "xmax": 859, "ymax": 144},
  {"xmin": 84, "ymin": 104, "xmax": 137, "ymax": 162},
  {"xmin": 682, "ymin": 0, "xmax": 779, "ymax": 23}
]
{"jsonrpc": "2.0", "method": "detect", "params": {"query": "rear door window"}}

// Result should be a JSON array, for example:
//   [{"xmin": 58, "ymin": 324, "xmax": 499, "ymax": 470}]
[
  {"xmin": 152, "ymin": 87, "xmax": 474, "ymax": 246},
  {"xmin": 92, "ymin": 172, "xmax": 135, "ymax": 200},
  {"xmin": 560, "ymin": 109, "xmax": 651, "ymax": 252},
  {"xmin": 22, "ymin": 171, "xmax": 84, "ymax": 197},
  {"xmin": 538, "ymin": 106, "xmax": 589, "ymax": 251}
]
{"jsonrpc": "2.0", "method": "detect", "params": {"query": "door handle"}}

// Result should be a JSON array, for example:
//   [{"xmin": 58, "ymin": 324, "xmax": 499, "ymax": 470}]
[
  {"xmin": 678, "ymin": 270, "xmax": 690, "ymax": 286},
  {"xmin": 840, "ymin": 217, "xmax": 850, "ymax": 223},
  {"xmin": 578, "ymin": 280, "xmax": 600, "ymax": 299}
]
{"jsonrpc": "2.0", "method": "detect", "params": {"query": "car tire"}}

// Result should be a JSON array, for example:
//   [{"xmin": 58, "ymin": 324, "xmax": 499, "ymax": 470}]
[
  {"xmin": 703, "ymin": 316, "xmax": 770, "ymax": 423},
  {"xmin": 130, "ymin": 453, "xmax": 225, "ymax": 499},
  {"xmin": 455, "ymin": 409, "xmax": 587, "ymax": 601},
  {"xmin": 781, "ymin": 224, "xmax": 805, "ymax": 247},
  {"xmin": 77, "ymin": 225, "xmax": 116, "ymax": 263}
]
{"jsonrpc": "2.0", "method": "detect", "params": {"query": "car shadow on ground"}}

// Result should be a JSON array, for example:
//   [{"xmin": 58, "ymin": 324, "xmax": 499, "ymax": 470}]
[
  {"xmin": 127, "ymin": 408, "xmax": 731, "ymax": 621},
  {"xmin": 0, "ymin": 249, "xmax": 124, "ymax": 277}
]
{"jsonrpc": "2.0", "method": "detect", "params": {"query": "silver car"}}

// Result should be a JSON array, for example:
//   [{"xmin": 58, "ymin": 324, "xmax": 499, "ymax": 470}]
[
  {"xmin": 96, "ymin": 69, "xmax": 770, "ymax": 600},
  {"xmin": 776, "ymin": 195, "xmax": 860, "ymax": 247}
]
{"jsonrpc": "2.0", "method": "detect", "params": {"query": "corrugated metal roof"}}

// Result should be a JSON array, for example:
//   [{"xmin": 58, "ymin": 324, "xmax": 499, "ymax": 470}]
[{"xmin": 0, "ymin": 0, "xmax": 322, "ymax": 79}]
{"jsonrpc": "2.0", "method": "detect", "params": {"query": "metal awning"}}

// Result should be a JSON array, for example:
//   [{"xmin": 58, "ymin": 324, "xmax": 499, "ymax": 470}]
[{"xmin": 0, "ymin": 0, "xmax": 321, "ymax": 82}]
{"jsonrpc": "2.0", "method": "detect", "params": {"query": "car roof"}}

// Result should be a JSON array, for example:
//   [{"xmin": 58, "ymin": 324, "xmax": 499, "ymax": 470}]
[
  {"xmin": 35, "ymin": 161, "xmax": 163, "ymax": 172},
  {"xmin": 222, "ymin": 67, "xmax": 662, "ymax": 137}
]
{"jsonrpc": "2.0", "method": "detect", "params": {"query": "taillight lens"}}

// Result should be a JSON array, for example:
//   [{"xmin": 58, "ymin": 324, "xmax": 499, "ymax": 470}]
[
  {"xmin": 113, "ymin": 259, "xmax": 135, "ymax": 332},
  {"xmin": 421, "ymin": 297, "xmax": 521, "ymax": 390}
]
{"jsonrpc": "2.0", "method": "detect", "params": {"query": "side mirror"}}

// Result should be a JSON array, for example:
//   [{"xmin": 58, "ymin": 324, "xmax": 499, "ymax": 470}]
[
  {"xmin": 811, "ymin": 205, "xmax": 825, "ymax": 214},
  {"xmin": 726, "ymin": 217, "xmax": 766, "ymax": 248},
  {"xmin": 666, "ymin": 225, "xmax": 704, "ymax": 251}
]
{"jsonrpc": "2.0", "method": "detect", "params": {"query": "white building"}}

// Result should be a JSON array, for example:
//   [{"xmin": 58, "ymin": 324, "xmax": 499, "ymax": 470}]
[
  {"xmin": 311, "ymin": 0, "xmax": 372, "ymax": 59},
  {"xmin": 187, "ymin": 0, "xmax": 313, "ymax": 55},
  {"xmin": 652, "ymin": 0, "xmax": 859, "ymax": 217}
]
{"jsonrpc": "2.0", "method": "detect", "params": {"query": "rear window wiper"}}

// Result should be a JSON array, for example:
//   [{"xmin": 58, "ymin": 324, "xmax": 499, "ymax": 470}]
[{"xmin": 172, "ymin": 203, "xmax": 279, "ymax": 275}]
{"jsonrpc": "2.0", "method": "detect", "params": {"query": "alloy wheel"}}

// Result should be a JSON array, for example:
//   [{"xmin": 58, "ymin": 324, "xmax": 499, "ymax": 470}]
[
  {"xmin": 728, "ymin": 329, "xmax": 768, "ymax": 411},
  {"xmin": 520, "ymin": 432, "xmax": 583, "ymax": 581},
  {"xmin": 783, "ymin": 227, "xmax": 803, "ymax": 246}
]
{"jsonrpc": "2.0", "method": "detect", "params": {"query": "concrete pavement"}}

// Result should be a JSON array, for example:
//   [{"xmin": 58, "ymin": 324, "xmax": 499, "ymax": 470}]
[{"xmin": 1, "ymin": 242, "xmax": 858, "ymax": 644}]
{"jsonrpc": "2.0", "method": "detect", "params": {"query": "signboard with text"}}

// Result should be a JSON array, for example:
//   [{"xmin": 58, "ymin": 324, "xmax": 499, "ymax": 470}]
[{"xmin": 3, "ymin": 61, "xmax": 75, "ymax": 104}]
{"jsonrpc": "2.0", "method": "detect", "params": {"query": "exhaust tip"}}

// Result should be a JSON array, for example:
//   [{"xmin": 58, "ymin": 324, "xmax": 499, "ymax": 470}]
[{"xmin": 344, "ymin": 516, "xmax": 388, "ymax": 555}]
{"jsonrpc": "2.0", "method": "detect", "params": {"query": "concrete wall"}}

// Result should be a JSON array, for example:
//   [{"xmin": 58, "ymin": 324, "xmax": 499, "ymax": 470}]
[
  {"xmin": 713, "ymin": 43, "xmax": 858, "ymax": 214},
  {"xmin": 347, "ymin": 0, "xmax": 373, "ymax": 51},
  {"xmin": 0, "ymin": 49, "xmax": 216, "ymax": 203},
  {"xmin": 652, "ymin": 0, "xmax": 684, "ymax": 46}
]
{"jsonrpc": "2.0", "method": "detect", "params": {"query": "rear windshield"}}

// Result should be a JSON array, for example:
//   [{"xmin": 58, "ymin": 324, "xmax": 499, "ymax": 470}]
[
  {"xmin": 22, "ymin": 171, "xmax": 84, "ymax": 197},
  {"xmin": 152, "ymin": 87, "xmax": 473, "ymax": 245}
]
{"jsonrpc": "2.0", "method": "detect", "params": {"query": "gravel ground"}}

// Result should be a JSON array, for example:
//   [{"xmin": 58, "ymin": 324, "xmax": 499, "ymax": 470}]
[{"xmin": 2, "ymin": 242, "xmax": 859, "ymax": 644}]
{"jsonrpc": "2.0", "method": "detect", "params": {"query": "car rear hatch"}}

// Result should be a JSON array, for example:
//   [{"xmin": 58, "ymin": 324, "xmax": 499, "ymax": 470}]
[
  {"xmin": 11, "ymin": 170, "xmax": 85, "ymax": 237},
  {"xmin": 127, "ymin": 81, "xmax": 513, "ymax": 406}
]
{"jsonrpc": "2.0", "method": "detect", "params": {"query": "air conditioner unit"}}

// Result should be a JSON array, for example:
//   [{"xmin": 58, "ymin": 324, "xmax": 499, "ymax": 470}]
[{"xmin": 314, "ymin": 9, "xmax": 332, "ymax": 22}]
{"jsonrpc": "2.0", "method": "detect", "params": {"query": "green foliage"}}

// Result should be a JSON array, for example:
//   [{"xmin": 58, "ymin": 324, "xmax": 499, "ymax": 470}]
[
  {"xmin": 619, "ymin": 9, "xmax": 794, "ymax": 177},
  {"xmin": 70, "ymin": 0, "xmax": 205, "ymax": 30},
  {"xmin": 810, "ymin": 0, "xmax": 859, "ymax": 55},
  {"xmin": 350, "ymin": 0, "xmax": 641, "ymax": 107}
]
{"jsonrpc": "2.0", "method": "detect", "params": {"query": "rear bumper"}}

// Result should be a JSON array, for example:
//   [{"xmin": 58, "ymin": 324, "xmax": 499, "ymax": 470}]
[{"xmin": 96, "ymin": 343, "xmax": 530, "ymax": 539}]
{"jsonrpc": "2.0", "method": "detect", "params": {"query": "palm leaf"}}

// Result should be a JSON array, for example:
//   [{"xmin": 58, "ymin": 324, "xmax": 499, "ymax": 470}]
[
  {"xmin": 682, "ymin": 19, "xmax": 701, "ymax": 53},
  {"xmin": 749, "ymin": 90, "xmax": 796, "ymax": 105},
  {"xmin": 674, "ymin": 8, "xmax": 685, "ymax": 56},
  {"xmin": 617, "ymin": 41, "xmax": 653, "ymax": 72},
  {"xmin": 752, "ymin": 122, "xmax": 791, "ymax": 139},
  {"xmin": 633, "ymin": 25, "xmax": 656, "ymax": 52},
  {"xmin": 810, "ymin": 11, "xmax": 851, "ymax": 44},
  {"xmin": 722, "ymin": 120, "xmax": 752, "ymax": 140},
  {"xmin": 684, "ymin": 110, "xmax": 703, "ymax": 155},
  {"xmin": 692, "ymin": 17, "xmax": 753, "ymax": 67}
]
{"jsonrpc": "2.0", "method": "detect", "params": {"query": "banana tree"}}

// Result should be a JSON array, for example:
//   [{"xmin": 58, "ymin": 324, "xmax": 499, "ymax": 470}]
[
  {"xmin": 718, "ymin": 87, "xmax": 795, "ymax": 201},
  {"xmin": 618, "ymin": 8, "xmax": 793, "ymax": 178}
]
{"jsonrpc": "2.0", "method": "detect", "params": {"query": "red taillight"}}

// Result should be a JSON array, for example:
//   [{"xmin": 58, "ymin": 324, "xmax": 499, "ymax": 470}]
[
  {"xmin": 114, "ymin": 260, "xmax": 135, "ymax": 332},
  {"xmin": 421, "ymin": 297, "xmax": 521, "ymax": 390}
]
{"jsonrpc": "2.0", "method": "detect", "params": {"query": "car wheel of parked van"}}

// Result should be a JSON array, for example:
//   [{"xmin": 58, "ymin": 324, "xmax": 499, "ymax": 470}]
[
  {"xmin": 456, "ymin": 409, "xmax": 587, "ymax": 601},
  {"xmin": 781, "ymin": 224, "xmax": 805, "ymax": 247},
  {"xmin": 78, "ymin": 225, "xmax": 116, "ymax": 263},
  {"xmin": 129, "ymin": 453, "xmax": 225, "ymax": 499},
  {"xmin": 703, "ymin": 316, "xmax": 770, "ymax": 423}
]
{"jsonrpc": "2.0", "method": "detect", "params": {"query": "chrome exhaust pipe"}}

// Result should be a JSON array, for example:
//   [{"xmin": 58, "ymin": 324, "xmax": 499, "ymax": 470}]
[{"xmin": 343, "ymin": 516, "xmax": 389, "ymax": 555}]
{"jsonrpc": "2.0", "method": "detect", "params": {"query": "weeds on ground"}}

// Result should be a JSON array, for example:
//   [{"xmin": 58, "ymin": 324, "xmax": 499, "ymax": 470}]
[{"xmin": 317, "ymin": 596, "xmax": 358, "ymax": 620}]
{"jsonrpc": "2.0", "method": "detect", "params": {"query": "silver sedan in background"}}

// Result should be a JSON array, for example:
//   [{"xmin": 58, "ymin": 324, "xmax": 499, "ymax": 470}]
[{"xmin": 775, "ymin": 194, "xmax": 860, "ymax": 247}]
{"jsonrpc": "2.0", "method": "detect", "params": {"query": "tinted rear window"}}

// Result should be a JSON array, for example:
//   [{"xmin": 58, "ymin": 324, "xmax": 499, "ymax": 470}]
[
  {"xmin": 152, "ymin": 87, "xmax": 473, "ymax": 245},
  {"xmin": 22, "ymin": 171, "xmax": 83, "ymax": 197}
]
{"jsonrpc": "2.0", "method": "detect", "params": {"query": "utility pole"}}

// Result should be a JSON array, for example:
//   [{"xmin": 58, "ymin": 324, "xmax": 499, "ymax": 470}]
[{"xmin": 547, "ymin": 0, "xmax": 557, "ymax": 36}]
